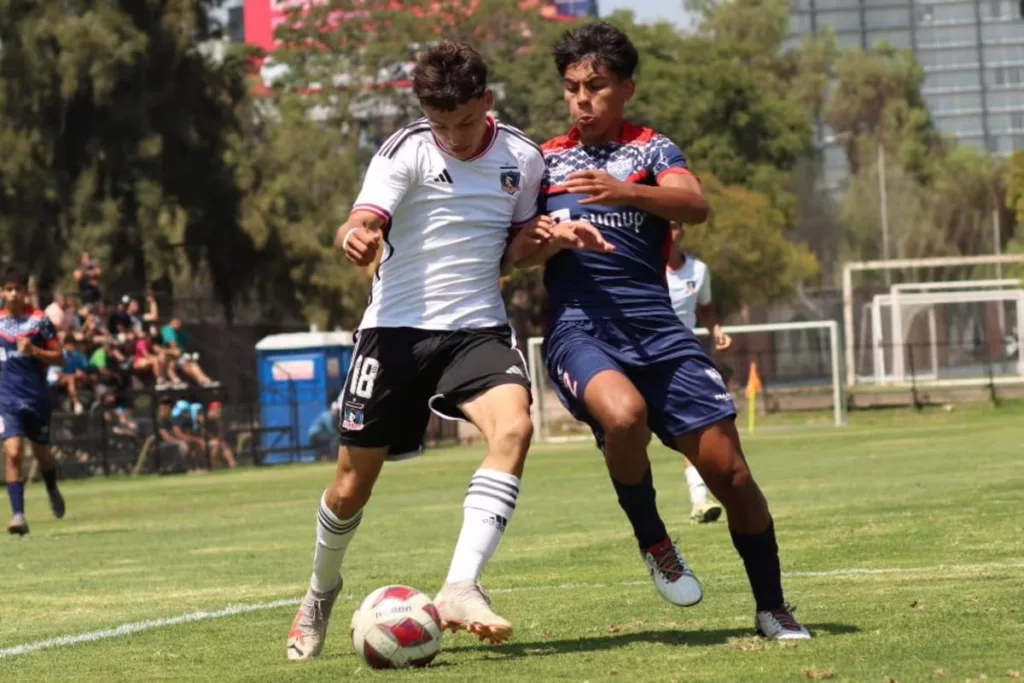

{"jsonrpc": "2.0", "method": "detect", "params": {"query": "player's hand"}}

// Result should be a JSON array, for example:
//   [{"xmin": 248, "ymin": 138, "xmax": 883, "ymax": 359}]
[
  {"xmin": 712, "ymin": 325, "xmax": 732, "ymax": 352},
  {"xmin": 336, "ymin": 225, "xmax": 382, "ymax": 267},
  {"xmin": 564, "ymin": 170, "xmax": 636, "ymax": 206},
  {"xmin": 16, "ymin": 336, "xmax": 32, "ymax": 355},
  {"xmin": 517, "ymin": 214, "xmax": 556, "ymax": 248},
  {"xmin": 551, "ymin": 221, "xmax": 616, "ymax": 254}
]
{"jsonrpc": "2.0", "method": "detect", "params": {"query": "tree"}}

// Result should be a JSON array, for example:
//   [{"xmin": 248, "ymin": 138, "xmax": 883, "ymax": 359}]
[
  {"xmin": 0, "ymin": 0, "xmax": 256, "ymax": 315},
  {"xmin": 686, "ymin": 174, "xmax": 819, "ymax": 320}
]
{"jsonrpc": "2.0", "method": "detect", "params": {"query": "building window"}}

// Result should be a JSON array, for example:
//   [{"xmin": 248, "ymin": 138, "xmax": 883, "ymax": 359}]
[
  {"xmin": 817, "ymin": 9, "xmax": 862, "ymax": 32},
  {"xmin": 865, "ymin": 7, "xmax": 911, "ymax": 29},
  {"xmin": 929, "ymin": 2, "xmax": 977, "ymax": 23},
  {"xmin": 917, "ymin": 25, "xmax": 978, "ymax": 47},
  {"xmin": 984, "ymin": 44, "xmax": 1024, "ymax": 64},
  {"xmin": 926, "ymin": 70, "xmax": 982, "ymax": 90},
  {"xmin": 1012, "ymin": 112, "xmax": 1024, "ymax": 129},
  {"xmin": 917, "ymin": 47, "xmax": 979, "ymax": 68}
]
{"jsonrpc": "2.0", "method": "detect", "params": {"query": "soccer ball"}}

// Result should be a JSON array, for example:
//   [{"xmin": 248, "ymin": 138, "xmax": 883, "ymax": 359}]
[{"xmin": 350, "ymin": 585, "xmax": 443, "ymax": 669}]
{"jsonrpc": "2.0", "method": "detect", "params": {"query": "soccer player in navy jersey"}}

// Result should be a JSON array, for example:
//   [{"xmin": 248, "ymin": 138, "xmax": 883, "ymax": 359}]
[
  {"xmin": 0, "ymin": 267, "xmax": 67, "ymax": 536},
  {"xmin": 512, "ymin": 22, "xmax": 810, "ymax": 639}
]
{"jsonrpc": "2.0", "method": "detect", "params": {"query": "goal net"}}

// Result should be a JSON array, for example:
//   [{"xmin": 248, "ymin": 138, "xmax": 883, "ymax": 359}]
[
  {"xmin": 864, "ymin": 285, "xmax": 1023, "ymax": 386},
  {"xmin": 527, "ymin": 320, "xmax": 844, "ymax": 443},
  {"xmin": 842, "ymin": 255, "xmax": 1024, "ymax": 387}
]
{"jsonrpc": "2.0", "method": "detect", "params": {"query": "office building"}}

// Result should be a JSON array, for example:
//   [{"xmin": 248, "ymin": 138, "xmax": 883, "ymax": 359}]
[{"xmin": 788, "ymin": 0, "xmax": 1024, "ymax": 190}]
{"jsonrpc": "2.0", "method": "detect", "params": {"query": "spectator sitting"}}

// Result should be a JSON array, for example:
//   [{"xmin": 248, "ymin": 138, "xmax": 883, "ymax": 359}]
[
  {"xmin": 108, "ymin": 297, "xmax": 134, "ymax": 335},
  {"xmin": 308, "ymin": 403, "xmax": 340, "ymax": 461},
  {"xmin": 160, "ymin": 318, "xmax": 219, "ymax": 388},
  {"xmin": 155, "ymin": 396, "xmax": 192, "ymax": 473},
  {"xmin": 59, "ymin": 337, "xmax": 96, "ymax": 415},
  {"xmin": 45, "ymin": 294, "xmax": 76, "ymax": 338},
  {"xmin": 73, "ymin": 252, "xmax": 103, "ymax": 306},
  {"xmin": 101, "ymin": 393, "xmax": 139, "ymax": 439},
  {"xmin": 134, "ymin": 330, "xmax": 182, "ymax": 390},
  {"xmin": 172, "ymin": 399, "xmax": 207, "ymax": 469},
  {"xmin": 90, "ymin": 337, "xmax": 131, "ymax": 391},
  {"xmin": 203, "ymin": 401, "xmax": 236, "ymax": 469}
]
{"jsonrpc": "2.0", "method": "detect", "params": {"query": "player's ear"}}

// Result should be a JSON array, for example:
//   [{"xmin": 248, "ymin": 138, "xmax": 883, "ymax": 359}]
[
  {"xmin": 623, "ymin": 79, "xmax": 636, "ymax": 102},
  {"xmin": 484, "ymin": 89, "xmax": 495, "ymax": 112}
]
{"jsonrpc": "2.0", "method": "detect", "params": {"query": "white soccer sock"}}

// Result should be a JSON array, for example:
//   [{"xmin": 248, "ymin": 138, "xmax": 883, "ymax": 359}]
[
  {"xmin": 310, "ymin": 491, "xmax": 362, "ymax": 593},
  {"xmin": 445, "ymin": 468, "xmax": 521, "ymax": 585},
  {"xmin": 685, "ymin": 466, "xmax": 710, "ymax": 508}
]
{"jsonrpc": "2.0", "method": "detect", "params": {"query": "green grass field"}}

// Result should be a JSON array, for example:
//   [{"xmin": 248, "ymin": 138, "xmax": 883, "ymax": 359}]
[{"xmin": 2, "ymin": 402, "xmax": 1023, "ymax": 682}]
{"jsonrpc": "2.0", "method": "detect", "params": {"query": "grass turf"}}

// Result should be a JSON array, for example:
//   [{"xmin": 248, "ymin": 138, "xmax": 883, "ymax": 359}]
[{"xmin": 1, "ymin": 401, "xmax": 1022, "ymax": 682}]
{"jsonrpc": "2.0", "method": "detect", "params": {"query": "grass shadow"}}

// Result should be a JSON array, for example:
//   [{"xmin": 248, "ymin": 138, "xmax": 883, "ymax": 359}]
[{"xmin": 444, "ymin": 622, "xmax": 861, "ymax": 658}]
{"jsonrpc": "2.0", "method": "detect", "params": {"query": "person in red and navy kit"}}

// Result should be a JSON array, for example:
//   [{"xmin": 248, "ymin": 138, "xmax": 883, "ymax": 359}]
[
  {"xmin": 510, "ymin": 22, "xmax": 810, "ymax": 640},
  {"xmin": 0, "ymin": 267, "xmax": 67, "ymax": 535}
]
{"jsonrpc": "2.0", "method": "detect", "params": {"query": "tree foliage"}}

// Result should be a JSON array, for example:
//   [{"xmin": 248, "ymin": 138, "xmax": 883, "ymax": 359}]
[{"xmin": 0, "ymin": 0, "xmax": 255, "ymax": 313}]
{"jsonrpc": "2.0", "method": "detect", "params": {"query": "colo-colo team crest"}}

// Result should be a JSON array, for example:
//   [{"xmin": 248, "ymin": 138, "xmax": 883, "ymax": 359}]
[{"xmin": 500, "ymin": 167, "xmax": 522, "ymax": 195}]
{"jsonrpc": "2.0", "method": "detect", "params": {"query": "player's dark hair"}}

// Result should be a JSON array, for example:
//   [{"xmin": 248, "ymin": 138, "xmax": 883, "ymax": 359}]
[
  {"xmin": 1, "ymin": 265, "xmax": 29, "ymax": 287},
  {"xmin": 413, "ymin": 41, "xmax": 488, "ymax": 111},
  {"xmin": 553, "ymin": 21, "xmax": 639, "ymax": 80}
]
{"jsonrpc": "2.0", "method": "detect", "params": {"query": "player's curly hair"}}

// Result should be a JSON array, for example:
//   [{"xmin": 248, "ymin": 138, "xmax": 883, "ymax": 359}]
[
  {"xmin": 553, "ymin": 21, "xmax": 639, "ymax": 80},
  {"xmin": 413, "ymin": 41, "xmax": 489, "ymax": 111}
]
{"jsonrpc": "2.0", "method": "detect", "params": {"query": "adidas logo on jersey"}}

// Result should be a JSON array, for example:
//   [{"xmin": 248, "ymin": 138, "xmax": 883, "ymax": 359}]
[
  {"xmin": 506, "ymin": 365, "xmax": 525, "ymax": 377},
  {"xmin": 428, "ymin": 169, "xmax": 454, "ymax": 184}
]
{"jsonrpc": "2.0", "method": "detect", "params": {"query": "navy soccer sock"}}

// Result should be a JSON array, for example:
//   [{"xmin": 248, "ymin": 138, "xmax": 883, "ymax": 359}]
[
  {"xmin": 612, "ymin": 468, "xmax": 669, "ymax": 550},
  {"xmin": 40, "ymin": 468, "xmax": 58, "ymax": 494},
  {"xmin": 6, "ymin": 482, "xmax": 25, "ymax": 516},
  {"xmin": 731, "ymin": 521, "xmax": 785, "ymax": 612}
]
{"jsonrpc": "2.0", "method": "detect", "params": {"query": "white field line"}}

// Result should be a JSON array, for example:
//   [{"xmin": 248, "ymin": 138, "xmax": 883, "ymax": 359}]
[{"xmin": 2, "ymin": 560, "xmax": 1021, "ymax": 659}]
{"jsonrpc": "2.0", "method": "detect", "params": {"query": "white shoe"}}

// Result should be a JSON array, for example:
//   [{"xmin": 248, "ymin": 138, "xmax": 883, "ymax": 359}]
[
  {"xmin": 756, "ymin": 604, "xmax": 811, "ymax": 640},
  {"xmin": 642, "ymin": 538, "xmax": 703, "ymax": 607},
  {"xmin": 690, "ymin": 502, "xmax": 723, "ymax": 524},
  {"xmin": 286, "ymin": 578, "xmax": 343, "ymax": 660},
  {"xmin": 434, "ymin": 580, "xmax": 512, "ymax": 644}
]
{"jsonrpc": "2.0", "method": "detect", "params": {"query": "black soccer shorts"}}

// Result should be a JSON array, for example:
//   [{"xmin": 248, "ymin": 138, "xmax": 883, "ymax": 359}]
[{"xmin": 336, "ymin": 326, "xmax": 531, "ymax": 457}]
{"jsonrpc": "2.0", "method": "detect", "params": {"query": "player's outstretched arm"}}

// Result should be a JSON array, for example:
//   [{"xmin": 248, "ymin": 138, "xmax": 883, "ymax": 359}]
[
  {"xmin": 563, "ymin": 170, "xmax": 708, "ymax": 225},
  {"xmin": 335, "ymin": 210, "xmax": 387, "ymax": 267},
  {"xmin": 513, "ymin": 219, "xmax": 616, "ymax": 269}
]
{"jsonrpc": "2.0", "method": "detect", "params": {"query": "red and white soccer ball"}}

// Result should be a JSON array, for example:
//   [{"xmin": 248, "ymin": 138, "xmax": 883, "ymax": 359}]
[{"xmin": 350, "ymin": 585, "xmax": 443, "ymax": 669}]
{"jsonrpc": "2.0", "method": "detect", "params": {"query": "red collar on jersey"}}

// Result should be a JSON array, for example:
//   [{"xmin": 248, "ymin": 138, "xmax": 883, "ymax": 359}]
[
  {"xmin": 542, "ymin": 122, "xmax": 658, "ymax": 153},
  {"xmin": 432, "ymin": 116, "xmax": 498, "ymax": 162}
]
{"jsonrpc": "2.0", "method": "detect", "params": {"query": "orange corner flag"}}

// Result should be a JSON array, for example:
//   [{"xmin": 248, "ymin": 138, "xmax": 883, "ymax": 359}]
[{"xmin": 745, "ymin": 361, "xmax": 763, "ymax": 399}]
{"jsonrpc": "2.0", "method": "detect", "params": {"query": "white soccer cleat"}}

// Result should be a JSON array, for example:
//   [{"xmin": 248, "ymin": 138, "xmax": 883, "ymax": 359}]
[
  {"xmin": 690, "ymin": 502, "xmax": 723, "ymax": 524},
  {"xmin": 286, "ymin": 578, "xmax": 343, "ymax": 661},
  {"xmin": 756, "ymin": 604, "xmax": 812, "ymax": 640},
  {"xmin": 642, "ymin": 538, "xmax": 703, "ymax": 607},
  {"xmin": 434, "ymin": 580, "xmax": 513, "ymax": 644},
  {"xmin": 6, "ymin": 513, "xmax": 28, "ymax": 536}
]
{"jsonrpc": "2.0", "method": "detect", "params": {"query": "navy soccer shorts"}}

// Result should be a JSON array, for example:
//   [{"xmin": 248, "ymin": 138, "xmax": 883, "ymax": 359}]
[
  {"xmin": 0, "ymin": 402, "xmax": 52, "ymax": 446},
  {"xmin": 544, "ymin": 316, "xmax": 737, "ymax": 451}
]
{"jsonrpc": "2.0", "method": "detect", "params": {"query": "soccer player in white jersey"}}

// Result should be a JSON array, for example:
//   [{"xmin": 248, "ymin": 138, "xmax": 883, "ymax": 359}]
[
  {"xmin": 286, "ymin": 41, "xmax": 611, "ymax": 661},
  {"xmin": 665, "ymin": 221, "xmax": 732, "ymax": 524}
]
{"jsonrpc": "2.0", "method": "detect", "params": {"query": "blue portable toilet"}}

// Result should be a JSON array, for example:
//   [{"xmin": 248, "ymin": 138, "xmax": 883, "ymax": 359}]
[{"xmin": 255, "ymin": 331, "xmax": 355, "ymax": 464}]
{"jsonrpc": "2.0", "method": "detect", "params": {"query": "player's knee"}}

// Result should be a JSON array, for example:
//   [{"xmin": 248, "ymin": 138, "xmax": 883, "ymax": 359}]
[
  {"xmin": 600, "ymin": 398, "xmax": 647, "ymax": 441},
  {"xmin": 330, "ymin": 468, "xmax": 375, "ymax": 512},
  {"xmin": 492, "ymin": 411, "xmax": 533, "ymax": 452}
]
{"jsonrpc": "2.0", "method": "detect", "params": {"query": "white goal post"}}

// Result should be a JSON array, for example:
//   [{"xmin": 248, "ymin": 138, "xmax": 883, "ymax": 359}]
[
  {"xmin": 527, "ymin": 319, "xmax": 844, "ymax": 443},
  {"xmin": 842, "ymin": 255, "xmax": 1024, "ymax": 387}
]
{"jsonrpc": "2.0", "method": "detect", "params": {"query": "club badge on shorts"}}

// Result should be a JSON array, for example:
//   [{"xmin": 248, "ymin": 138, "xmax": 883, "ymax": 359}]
[
  {"xmin": 342, "ymin": 408, "xmax": 365, "ymax": 431},
  {"xmin": 500, "ymin": 169, "xmax": 522, "ymax": 195}
]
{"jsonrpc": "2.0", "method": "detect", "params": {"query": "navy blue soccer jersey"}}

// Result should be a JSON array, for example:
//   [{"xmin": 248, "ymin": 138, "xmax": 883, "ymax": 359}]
[
  {"xmin": 0, "ymin": 308, "xmax": 58, "ymax": 410},
  {"xmin": 541, "ymin": 124, "xmax": 695, "ymax": 323}
]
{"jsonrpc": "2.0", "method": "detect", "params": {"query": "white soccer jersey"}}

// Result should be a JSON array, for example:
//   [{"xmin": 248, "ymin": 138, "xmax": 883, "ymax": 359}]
[
  {"xmin": 666, "ymin": 256, "xmax": 712, "ymax": 329},
  {"xmin": 351, "ymin": 117, "xmax": 544, "ymax": 331}
]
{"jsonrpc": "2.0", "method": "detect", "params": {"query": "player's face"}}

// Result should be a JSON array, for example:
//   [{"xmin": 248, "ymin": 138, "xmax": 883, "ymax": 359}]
[
  {"xmin": 562, "ymin": 61, "xmax": 634, "ymax": 143},
  {"xmin": 423, "ymin": 91, "xmax": 495, "ymax": 160},
  {"xmin": 2, "ymin": 282, "xmax": 26, "ymax": 312}
]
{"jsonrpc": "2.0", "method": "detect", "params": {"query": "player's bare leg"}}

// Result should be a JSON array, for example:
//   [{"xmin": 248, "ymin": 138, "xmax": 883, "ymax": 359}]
[
  {"xmin": 31, "ymin": 442, "xmax": 65, "ymax": 519},
  {"xmin": 676, "ymin": 420, "xmax": 810, "ymax": 639},
  {"xmin": 584, "ymin": 370, "xmax": 702, "ymax": 607},
  {"xmin": 435, "ymin": 384, "xmax": 531, "ymax": 644},
  {"xmin": 4, "ymin": 436, "xmax": 28, "ymax": 535},
  {"xmin": 683, "ymin": 455, "xmax": 722, "ymax": 524},
  {"xmin": 287, "ymin": 444, "xmax": 387, "ymax": 661}
]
